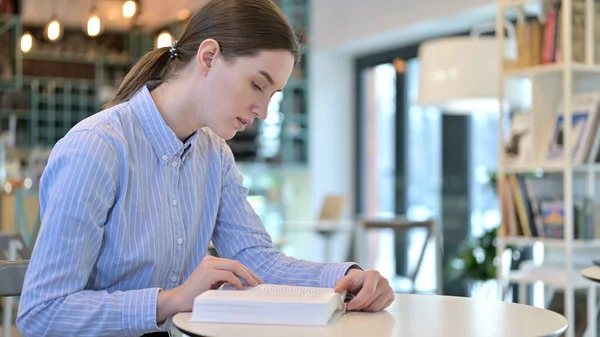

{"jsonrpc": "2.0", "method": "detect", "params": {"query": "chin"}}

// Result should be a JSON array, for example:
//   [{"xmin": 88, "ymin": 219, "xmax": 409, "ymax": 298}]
[{"xmin": 214, "ymin": 129, "xmax": 238, "ymax": 140}]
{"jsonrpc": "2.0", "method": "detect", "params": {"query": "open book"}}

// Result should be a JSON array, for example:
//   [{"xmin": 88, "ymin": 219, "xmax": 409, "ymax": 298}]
[{"xmin": 190, "ymin": 284, "xmax": 349, "ymax": 326}]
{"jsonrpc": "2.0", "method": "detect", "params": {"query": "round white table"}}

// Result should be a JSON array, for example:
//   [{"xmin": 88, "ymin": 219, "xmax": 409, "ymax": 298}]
[
  {"xmin": 581, "ymin": 266, "xmax": 600, "ymax": 282},
  {"xmin": 172, "ymin": 293, "xmax": 568, "ymax": 337}
]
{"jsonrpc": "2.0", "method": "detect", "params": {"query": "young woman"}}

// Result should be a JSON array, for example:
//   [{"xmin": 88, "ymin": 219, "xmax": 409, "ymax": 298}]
[{"xmin": 16, "ymin": 1, "xmax": 394, "ymax": 336}]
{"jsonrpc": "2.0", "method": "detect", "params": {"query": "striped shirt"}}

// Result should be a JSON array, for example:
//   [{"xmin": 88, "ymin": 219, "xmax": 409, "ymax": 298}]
[{"xmin": 16, "ymin": 84, "xmax": 357, "ymax": 336}]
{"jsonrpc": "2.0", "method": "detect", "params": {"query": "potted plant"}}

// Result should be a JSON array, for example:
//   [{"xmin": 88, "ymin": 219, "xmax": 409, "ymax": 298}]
[{"xmin": 446, "ymin": 170, "xmax": 523, "ymax": 298}]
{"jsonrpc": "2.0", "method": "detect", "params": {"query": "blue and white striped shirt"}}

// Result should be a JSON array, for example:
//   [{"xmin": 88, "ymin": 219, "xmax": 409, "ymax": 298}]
[{"xmin": 16, "ymin": 85, "xmax": 357, "ymax": 336}]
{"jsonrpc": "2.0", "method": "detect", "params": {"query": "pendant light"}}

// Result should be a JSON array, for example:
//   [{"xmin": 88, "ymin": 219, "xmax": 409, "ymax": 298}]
[
  {"xmin": 45, "ymin": 0, "xmax": 63, "ymax": 42},
  {"xmin": 86, "ymin": 0, "xmax": 103, "ymax": 37},
  {"xmin": 122, "ymin": 0, "xmax": 137, "ymax": 18},
  {"xmin": 20, "ymin": 32, "xmax": 33, "ymax": 53},
  {"xmin": 45, "ymin": 17, "xmax": 62, "ymax": 41},
  {"xmin": 418, "ymin": 21, "xmax": 530, "ymax": 114},
  {"xmin": 156, "ymin": 31, "xmax": 173, "ymax": 49}
]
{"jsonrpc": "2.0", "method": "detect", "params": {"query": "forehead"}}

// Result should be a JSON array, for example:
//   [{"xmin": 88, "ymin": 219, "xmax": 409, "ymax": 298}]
[{"xmin": 233, "ymin": 50, "xmax": 295, "ymax": 86}]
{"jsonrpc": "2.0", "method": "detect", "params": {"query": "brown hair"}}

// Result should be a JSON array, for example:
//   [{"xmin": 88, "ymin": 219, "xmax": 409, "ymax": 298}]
[{"xmin": 104, "ymin": 0, "xmax": 300, "ymax": 109}]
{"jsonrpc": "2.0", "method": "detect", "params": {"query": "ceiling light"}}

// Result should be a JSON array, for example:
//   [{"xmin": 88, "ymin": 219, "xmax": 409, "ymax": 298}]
[
  {"xmin": 20, "ymin": 32, "xmax": 33, "ymax": 53},
  {"xmin": 87, "ymin": 13, "xmax": 102, "ymax": 37},
  {"xmin": 418, "ymin": 22, "xmax": 530, "ymax": 114},
  {"xmin": 156, "ymin": 31, "xmax": 173, "ymax": 49},
  {"xmin": 122, "ymin": 0, "xmax": 137, "ymax": 18},
  {"xmin": 45, "ymin": 18, "xmax": 62, "ymax": 41},
  {"xmin": 177, "ymin": 9, "xmax": 191, "ymax": 21}
]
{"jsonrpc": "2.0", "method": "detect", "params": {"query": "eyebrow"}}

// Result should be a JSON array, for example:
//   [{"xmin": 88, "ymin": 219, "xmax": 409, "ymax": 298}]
[{"xmin": 259, "ymin": 70, "xmax": 275, "ymax": 85}]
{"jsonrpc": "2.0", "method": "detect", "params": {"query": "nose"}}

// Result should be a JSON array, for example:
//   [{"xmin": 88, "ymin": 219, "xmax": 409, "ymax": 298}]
[{"xmin": 253, "ymin": 104, "xmax": 268, "ymax": 120}]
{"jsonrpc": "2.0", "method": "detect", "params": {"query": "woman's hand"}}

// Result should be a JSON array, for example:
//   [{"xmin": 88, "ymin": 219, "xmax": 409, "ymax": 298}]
[
  {"xmin": 156, "ymin": 255, "xmax": 262, "ymax": 322},
  {"xmin": 334, "ymin": 269, "xmax": 394, "ymax": 312}
]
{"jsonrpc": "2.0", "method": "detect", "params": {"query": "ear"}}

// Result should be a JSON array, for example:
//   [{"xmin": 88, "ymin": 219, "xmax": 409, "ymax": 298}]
[{"xmin": 196, "ymin": 38, "xmax": 221, "ymax": 75}]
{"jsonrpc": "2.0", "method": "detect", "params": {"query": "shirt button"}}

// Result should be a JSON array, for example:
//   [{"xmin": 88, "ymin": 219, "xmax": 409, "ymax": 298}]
[
  {"xmin": 177, "ymin": 238, "xmax": 183, "ymax": 245},
  {"xmin": 171, "ymin": 161, "xmax": 178, "ymax": 167},
  {"xmin": 172, "ymin": 199, "xmax": 178, "ymax": 206},
  {"xmin": 171, "ymin": 275, "xmax": 178, "ymax": 282},
  {"xmin": 161, "ymin": 155, "xmax": 168, "ymax": 161}
]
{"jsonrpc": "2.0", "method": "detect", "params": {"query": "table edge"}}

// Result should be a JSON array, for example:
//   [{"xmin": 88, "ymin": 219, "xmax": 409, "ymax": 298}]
[
  {"xmin": 171, "ymin": 294, "xmax": 570, "ymax": 337},
  {"xmin": 580, "ymin": 266, "xmax": 600, "ymax": 282}
]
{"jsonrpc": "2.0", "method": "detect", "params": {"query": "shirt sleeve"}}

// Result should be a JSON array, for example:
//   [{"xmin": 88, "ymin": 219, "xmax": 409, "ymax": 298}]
[
  {"xmin": 16, "ymin": 130, "xmax": 162, "ymax": 337},
  {"xmin": 211, "ymin": 141, "xmax": 360, "ymax": 288}
]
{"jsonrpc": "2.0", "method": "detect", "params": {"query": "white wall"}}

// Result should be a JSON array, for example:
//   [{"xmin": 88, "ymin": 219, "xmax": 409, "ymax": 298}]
[
  {"xmin": 308, "ymin": 0, "xmax": 498, "ymax": 218},
  {"xmin": 312, "ymin": 0, "xmax": 497, "ymax": 53},
  {"xmin": 308, "ymin": 51, "xmax": 355, "ymax": 217}
]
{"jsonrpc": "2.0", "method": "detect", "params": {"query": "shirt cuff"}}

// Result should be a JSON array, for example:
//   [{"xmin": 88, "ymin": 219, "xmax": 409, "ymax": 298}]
[
  {"xmin": 122, "ymin": 287, "xmax": 161, "ymax": 336},
  {"xmin": 320, "ymin": 262, "xmax": 362, "ymax": 288}
]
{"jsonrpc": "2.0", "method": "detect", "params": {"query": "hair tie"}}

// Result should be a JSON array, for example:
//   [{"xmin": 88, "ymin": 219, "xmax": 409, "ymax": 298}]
[{"xmin": 169, "ymin": 40, "xmax": 179, "ymax": 59}]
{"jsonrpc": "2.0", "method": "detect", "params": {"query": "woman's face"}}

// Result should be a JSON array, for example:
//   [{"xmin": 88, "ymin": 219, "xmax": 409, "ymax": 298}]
[{"xmin": 196, "ymin": 46, "xmax": 295, "ymax": 140}]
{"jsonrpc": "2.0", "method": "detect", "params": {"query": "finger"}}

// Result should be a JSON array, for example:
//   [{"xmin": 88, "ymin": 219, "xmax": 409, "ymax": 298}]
[
  {"xmin": 347, "ymin": 275, "xmax": 379, "ymax": 310},
  {"xmin": 234, "ymin": 261, "xmax": 262, "ymax": 286},
  {"xmin": 382, "ymin": 296, "xmax": 395, "ymax": 310},
  {"xmin": 213, "ymin": 259, "xmax": 260, "ymax": 287},
  {"xmin": 240, "ymin": 263, "xmax": 263, "ymax": 285},
  {"xmin": 213, "ymin": 270, "xmax": 245, "ymax": 290},
  {"xmin": 334, "ymin": 276, "xmax": 352, "ymax": 294},
  {"xmin": 363, "ymin": 292, "xmax": 390, "ymax": 312}
]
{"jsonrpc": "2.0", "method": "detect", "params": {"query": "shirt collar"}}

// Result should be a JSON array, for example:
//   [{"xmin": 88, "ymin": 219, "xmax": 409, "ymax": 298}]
[{"xmin": 130, "ymin": 84, "xmax": 198, "ymax": 161}]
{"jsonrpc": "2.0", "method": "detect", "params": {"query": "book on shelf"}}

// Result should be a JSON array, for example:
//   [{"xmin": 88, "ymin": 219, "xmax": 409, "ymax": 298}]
[
  {"xmin": 190, "ymin": 284, "xmax": 350, "ymax": 326},
  {"xmin": 503, "ymin": 92, "xmax": 600, "ymax": 169},
  {"xmin": 500, "ymin": 173, "xmax": 598, "ymax": 239},
  {"xmin": 545, "ymin": 92, "xmax": 600, "ymax": 165},
  {"xmin": 507, "ymin": 0, "xmax": 600, "ymax": 69},
  {"xmin": 504, "ymin": 112, "xmax": 534, "ymax": 167}
]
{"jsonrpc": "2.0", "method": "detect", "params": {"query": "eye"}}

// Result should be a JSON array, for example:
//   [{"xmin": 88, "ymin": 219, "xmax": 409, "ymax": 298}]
[{"xmin": 252, "ymin": 82, "xmax": 263, "ymax": 92}]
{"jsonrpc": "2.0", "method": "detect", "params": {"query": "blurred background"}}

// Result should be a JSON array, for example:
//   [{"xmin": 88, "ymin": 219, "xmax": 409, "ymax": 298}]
[{"xmin": 2, "ymin": 0, "xmax": 600, "ymax": 336}]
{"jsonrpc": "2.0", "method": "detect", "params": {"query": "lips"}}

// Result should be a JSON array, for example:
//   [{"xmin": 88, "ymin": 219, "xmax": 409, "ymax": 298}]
[
  {"xmin": 237, "ymin": 117, "xmax": 249, "ymax": 126},
  {"xmin": 236, "ymin": 117, "xmax": 247, "ymax": 131}
]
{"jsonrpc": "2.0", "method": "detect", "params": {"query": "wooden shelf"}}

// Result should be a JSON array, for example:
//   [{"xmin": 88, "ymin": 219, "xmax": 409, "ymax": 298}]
[
  {"xmin": 499, "ymin": 236, "xmax": 600, "ymax": 249},
  {"xmin": 501, "ymin": 163, "xmax": 600, "ymax": 174},
  {"xmin": 504, "ymin": 268, "xmax": 594, "ymax": 288},
  {"xmin": 500, "ymin": 0, "xmax": 552, "ymax": 9},
  {"xmin": 503, "ymin": 63, "xmax": 600, "ymax": 78},
  {"xmin": 22, "ymin": 52, "xmax": 132, "ymax": 66}
]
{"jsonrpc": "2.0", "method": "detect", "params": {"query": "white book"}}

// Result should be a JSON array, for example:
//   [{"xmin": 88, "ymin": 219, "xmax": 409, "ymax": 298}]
[{"xmin": 190, "ymin": 284, "xmax": 349, "ymax": 326}]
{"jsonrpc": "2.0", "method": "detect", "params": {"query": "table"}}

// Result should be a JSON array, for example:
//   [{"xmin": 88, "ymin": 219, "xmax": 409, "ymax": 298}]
[
  {"xmin": 581, "ymin": 266, "xmax": 600, "ymax": 282},
  {"xmin": 355, "ymin": 216, "xmax": 442, "ymax": 294},
  {"xmin": 172, "ymin": 293, "xmax": 568, "ymax": 337},
  {"xmin": 283, "ymin": 220, "xmax": 353, "ymax": 262}
]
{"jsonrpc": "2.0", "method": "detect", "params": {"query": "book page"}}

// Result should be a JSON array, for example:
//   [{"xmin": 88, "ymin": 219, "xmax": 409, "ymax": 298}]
[
  {"xmin": 217, "ymin": 283, "xmax": 348, "ymax": 307},
  {"xmin": 220, "ymin": 283, "xmax": 336, "ymax": 293},
  {"xmin": 200, "ymin": 288, "xmax": 337, "ymax": 304},
  {"xmin": 247, "ymin": 284, "xmax": 336, "ymax": 293}
]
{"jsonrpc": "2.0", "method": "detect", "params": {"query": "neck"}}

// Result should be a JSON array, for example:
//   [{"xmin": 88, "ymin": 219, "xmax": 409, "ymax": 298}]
[{"xmin": 150, "ymin": 76, "xmax": 205, "ymax": 141}]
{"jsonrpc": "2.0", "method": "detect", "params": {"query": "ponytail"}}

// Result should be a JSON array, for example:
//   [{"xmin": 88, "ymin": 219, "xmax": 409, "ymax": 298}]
[
  {"xmin": 103, "ymin": 47, "xmax": 172, "ymax": 109},
  {"xmin": 104, "ymin": 0, "xmax": 300, "ymax": 110}
]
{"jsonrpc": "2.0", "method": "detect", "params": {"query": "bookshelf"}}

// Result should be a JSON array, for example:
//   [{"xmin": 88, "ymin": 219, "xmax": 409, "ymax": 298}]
[
  {"xmin": 270, "ymin": 0, "xmax": 310, "ymax": 165},
  {"xmin": 501, "ymin": 0, "xmax": 557, "ymax": 9},
  {"xmin": 496, "ymin": 1, "xmax": 600, "ymax": 336},
  {"xmin": 0, "ymin": 24, "xmax": 148, "ymax": 152}
]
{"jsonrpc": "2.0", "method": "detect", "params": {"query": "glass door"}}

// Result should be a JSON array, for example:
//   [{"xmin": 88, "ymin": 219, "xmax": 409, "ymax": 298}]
[{"xmin": 358, "ymin": 62, "xmax": 398, "ymax": 278}]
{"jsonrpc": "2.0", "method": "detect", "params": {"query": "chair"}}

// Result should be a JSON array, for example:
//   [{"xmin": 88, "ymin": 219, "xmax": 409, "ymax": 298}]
[
  {"xmin": 13, "ymin": 188, "xmax": 41, "ymax": 249},
  {"xmin": 283, "ymin": 195, "xmax": 349, "ymax": 262},
  {"xmin": 0, "ymin": 260, "xmax": 28, "ymax": 297},
  {"xmin": 317, "ymin": 195, "xmax": 347, "ymax": 222},
  {"xmin": 0, "ymin": 260, "xmax": 28, "ymax": 337},
  {"xmin": 0, "ymin": 232, "xmax": 29, "ymax": 337}
]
